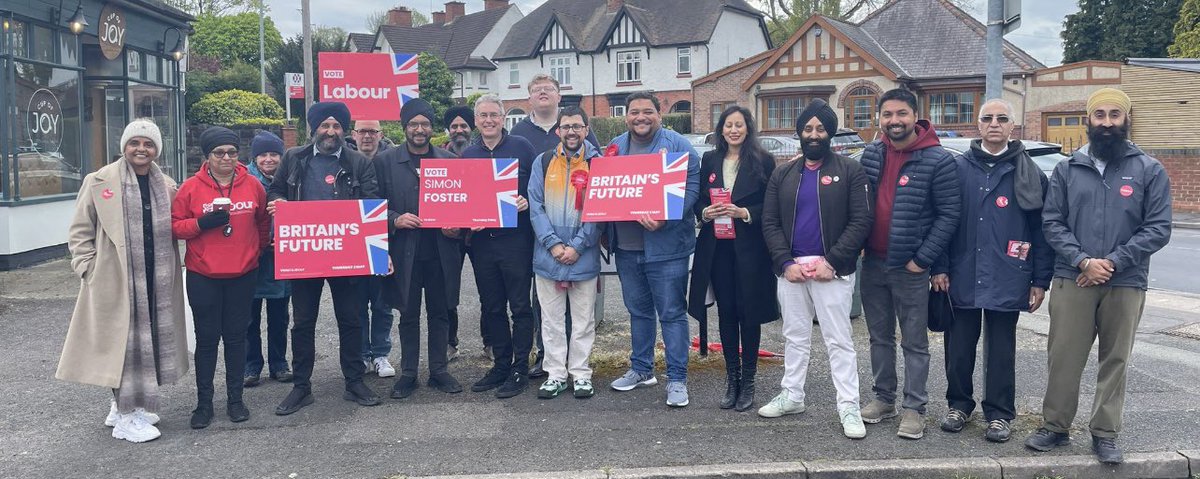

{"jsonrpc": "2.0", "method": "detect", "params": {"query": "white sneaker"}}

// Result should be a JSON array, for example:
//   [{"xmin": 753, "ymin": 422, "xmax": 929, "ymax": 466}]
[
  {"xmin": 111, "ymin": 412, "xmax": 161, "ymax": 443},
  {"xmin": 757, "ymin": 391, "xmax": 805, "ymax": 418},
  {"xmin": 840, "ymin": 405, "xmax": 867, "ymax": 439},
  {"xmin": 105, "ymin": 401, "xmax": 158, "ymax": 427},
  {"xmin": 374, "ymin": 357, "xmax": 396, "ymax": 378},
  {"xmin": 365, "ymin": 359, "xmax": 375, "ymax": 373}
]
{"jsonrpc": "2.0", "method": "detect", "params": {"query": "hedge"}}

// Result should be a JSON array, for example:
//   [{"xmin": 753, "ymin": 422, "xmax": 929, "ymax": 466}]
[
  {"xmin": 590, "ymin": 113, "xmax": 692, "ymax": 145},
  {"xmin": 189, "ymin": 89, "xmax": 285, "ymax": 126}
]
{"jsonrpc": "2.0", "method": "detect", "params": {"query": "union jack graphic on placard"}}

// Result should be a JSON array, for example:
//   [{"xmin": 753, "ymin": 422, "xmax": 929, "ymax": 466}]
[
  {"xmin": 493, "ymin": 158, "xmax": 519, "ymax": 228},
  {"xmin": 391, "ymin": 53, "xmax": 420, "ymax": 107},
  {"xmin": 360, "ymin": 199, "xmax": 390, "ymax": 275},
  {"xmin": 662, "ymin": 152, "xmax": 689, "ymax": 221}
]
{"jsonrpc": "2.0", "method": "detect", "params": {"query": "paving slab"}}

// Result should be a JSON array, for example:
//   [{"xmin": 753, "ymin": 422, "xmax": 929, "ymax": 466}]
[
  {"xmin": 996, "ymin": 451, "xmax": 1190, "ymax": 479},
  {"xmin": 806, "ymin": 457, "xmax": 1001, "ymax": 479}
]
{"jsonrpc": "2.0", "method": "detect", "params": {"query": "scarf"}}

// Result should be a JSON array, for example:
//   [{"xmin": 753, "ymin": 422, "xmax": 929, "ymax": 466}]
[{"xmin": 115, "ymin": 158, "xmax": 183, "ymax": 412}]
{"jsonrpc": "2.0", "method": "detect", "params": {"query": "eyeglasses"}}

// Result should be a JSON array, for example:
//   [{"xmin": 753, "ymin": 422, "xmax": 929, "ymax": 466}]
[
  {"xmin": 210, "ymin": 150, "xmax": 238, "ymax": 159},
  {"xmin": 355, "ymin": 129, "xmax": 382, "ymax": 135},
  {"xmin": 530, "ymin": 86, "xmax": 559, "ymax": 94},
  {"xmin": 477, "ymin": 112, "xmax": 503, "ymax": 119},
  {"xmin": 979, "ymin": 115, "xmax": 1011, "ymax": 124},
  {"xmin": 558, "ymin": 124, "xmax": 587, "ymax": 132},
  {"xmin": 406, "ymin": 121, "xmax": 432, "ymax": 129}
]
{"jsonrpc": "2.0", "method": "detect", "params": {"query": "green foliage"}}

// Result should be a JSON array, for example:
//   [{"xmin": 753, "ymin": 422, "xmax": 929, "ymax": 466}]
[
  {"xmin": 189, "ymin": 89, "xmax": 285, "ymax": 125},
  {"xmin": 231, "ymin": 117, "xmax": 285, "ymax": 126},
  {"xmin": 185, "ymin": 61, "xmax": 261, "ymax": 108},
  {"xmin": 162, "ymin": 0, "xmax": 252, "ymax": 16},
  {"xmin": 1062, "ymin": 0, "xmax": 1184, "ymax": 62},
  {"xmin": 366, "ymin": 9, "xmax": 429, "ymax": 32},
  {"xmin": 191, "ymin": 13, "xmax": 283, "ymax": 65},
  {"xmin": 589, "ymin": 117, "xmax": 626, "ymax": 146},
  {"xmin": 465, "ymin": 92, "xmax": 485, "ymax": 107},
  {"xmin": 662, "ymin": 114, "xmax": 692, "ymax": 135},
  {"xmin": 761, "ymin": 0, "xmax": 971, "ymax": 46},
  {"xmin": 417, "ymin": 52, "xmax": 456, "ymax": 130},
  {"xmin": 265, "ymin": 27, "xmax": 351, "ymax": 126},
  {"xmin": 380, "ymin": 121, "xmax": 406, "ymax": 144},
  {"xmin": 1169, "ymin": 0, "xmax": 1200, "ymax": 57}
]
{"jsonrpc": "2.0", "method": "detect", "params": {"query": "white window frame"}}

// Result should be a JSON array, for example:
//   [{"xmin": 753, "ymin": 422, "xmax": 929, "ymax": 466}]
[
  {"xmin": 617, "ymin": 50, "xmax": 641, "ymax": 83},
  {"xmin": 478, "ymin": 71, "xmax": 488, "ymax": 88},
  {"xmin": 548, "ymin": 55, "xmax": 572, "ymax": 87},
  {"xmin": 677, "ymin": 47, "xmax": 691, "ymax": 74},
  {"xmin": 508, "ymin": 63, "xmax": 519, "ymax": 86},
  {"xmin": 611, "ymin": 105, "xmax": 627, "ymax": 117}
]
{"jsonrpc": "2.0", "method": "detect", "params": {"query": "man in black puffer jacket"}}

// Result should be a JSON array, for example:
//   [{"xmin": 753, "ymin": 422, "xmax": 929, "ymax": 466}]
[{"xmin": 857, "ymin": 89, "xmax": 960, "ymax": 440}]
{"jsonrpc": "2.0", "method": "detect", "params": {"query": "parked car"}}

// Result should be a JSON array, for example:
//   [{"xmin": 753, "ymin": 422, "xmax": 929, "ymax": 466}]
[
  {"xmin": 684, "ymin": 133, "xmax": 715, "ymax": 156},
  {"xmin": 831, "ymin": 128, "xmax": 867, "ymax": 157},
  {"xmin": 939, "ymin": 138, "xmax": 1068, "ymax": 177},
  {"xmin": 758, "ymin": 135, "xmax": 804, "ymax": 164}
]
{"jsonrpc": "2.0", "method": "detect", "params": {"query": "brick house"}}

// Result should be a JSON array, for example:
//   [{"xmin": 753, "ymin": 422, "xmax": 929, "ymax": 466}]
[{"xmin": 491, "ymin": 0, "xmax": 772, "ymax": 124}]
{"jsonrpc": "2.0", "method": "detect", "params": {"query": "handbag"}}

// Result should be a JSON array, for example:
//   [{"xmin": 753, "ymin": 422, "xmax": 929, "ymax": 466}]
[{"xmin": 927, "ymin": 289, "xmax": 954, "ymax": 333}]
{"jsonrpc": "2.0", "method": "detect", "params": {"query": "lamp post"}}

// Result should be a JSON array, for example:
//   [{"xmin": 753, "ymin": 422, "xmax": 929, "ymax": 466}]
[{"xmin": 258, "ymin": 0, "xmax": 266, "ymax": 94}]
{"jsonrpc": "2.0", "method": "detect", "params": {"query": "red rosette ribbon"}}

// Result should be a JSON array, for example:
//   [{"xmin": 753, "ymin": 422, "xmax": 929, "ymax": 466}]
[
  {"xmin": 604, "ymin": 143, "xmax": 620, "ymax": 157},
  {"xmin": 570, "ymin": 169, "xmax": 589, "ymax": 212}
]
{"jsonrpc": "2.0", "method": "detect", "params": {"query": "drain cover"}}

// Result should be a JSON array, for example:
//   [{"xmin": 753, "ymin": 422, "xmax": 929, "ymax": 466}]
[{"xmin": 1164, "ymin": 322, "xmax": 1200, "ymax": 340}]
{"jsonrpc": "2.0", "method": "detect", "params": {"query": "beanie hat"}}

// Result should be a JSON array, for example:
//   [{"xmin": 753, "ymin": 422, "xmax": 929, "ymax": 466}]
[
  {"xmin": 400, "ymin": 98, "xmax": 436, "ymax": 128},
  {"xmin": 1087, "ymin": 87, "xmax": 1131, "ymax": 116},
  {"xmin": 444, "ymin": 105, "xmax": 475, "ymax": 131},
  {"xmin": 307, "ymin": 101, "xmax": 352, "ymax": 135},
  {"xmin": 796, "ymin": 98, "xmax": 838, "ymax": 136},
  {"xmin": 251, "ymin": 131, "xmax": 285, "ymax": 159},
  {"xmin": 199, "ymin": 126, "xmax": 240, "ymax": 158},
  {"xmin": 120, "ymin": 119, "xmax": 163, "ymax": 157}
]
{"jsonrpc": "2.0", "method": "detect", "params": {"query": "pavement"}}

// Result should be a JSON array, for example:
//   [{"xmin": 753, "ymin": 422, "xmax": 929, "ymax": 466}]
[
  {"xmin": 2, "ymin": 259, "xmax": 1200, "ymax": 478},
  {"xmin": 1173, "ymin": 211, "xmax": 1200, "ymax": 230}
]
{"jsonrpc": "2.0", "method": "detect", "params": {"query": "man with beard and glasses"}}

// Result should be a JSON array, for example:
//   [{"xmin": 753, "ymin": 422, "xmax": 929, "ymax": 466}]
[
  {"xmin": 440, "ymin": 106, "xmax": 475, "ymax": 362},
  {"xmin": 460, "ymin": 94, "xmax": 538, "ymax": 399},
  {"xmin": 1025, "ymin": 88, "xmax": 1172, "ymax": 464},
  {"xmin": 350, "ymin": 120, "xmax": 396, "ymax": 379},
  {"xmin": 443, "ymin": 106, "xmax": 475, "ymax": 157},
  {"xmin": 509, "ymin": 74, "xmax": 599, "ymax": 379},
  {"xmin": 607, "ymin": 92, "xmax": 701, "ymax": 408},
  {"xmin": 858, "ymin": 88, "xmax": 960, "ymax": 439},
  {"xmin": 760, "ymin": 99, "xmax": 872, "ymax": 439},
  {"xmin": 375, "ymin": 99, "xmax": 466, "ymax": 400},
  {"xmin": 931, "ymin": 99, "xmax": 1053, "ymax": 444},
  {"xmin": 266, "ymin": 101, "xmax": 382, "ymax": 415}
]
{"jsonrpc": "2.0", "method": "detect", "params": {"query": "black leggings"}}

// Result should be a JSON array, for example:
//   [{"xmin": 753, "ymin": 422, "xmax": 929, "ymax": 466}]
[
  {"xmin": 187, "ymin": 269, "xmax": 257, "ymax": 406},
  {"xmin": 710, "ymin": 241, "xmax": 761, "ymax": 370}
]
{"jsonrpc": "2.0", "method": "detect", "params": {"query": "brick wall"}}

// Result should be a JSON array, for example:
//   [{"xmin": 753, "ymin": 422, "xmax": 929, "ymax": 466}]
[
  {"xmin": 1024, "ymin": 100, "xmax": 1086, "ymax": 142},
  {"xmin": 1148, "ymin": 148, "xmax": 1200, "ymax": 213},
  {"xmin": 505, "ymin": 90, "xmax": 693, "ymax": 120},
  {"xmin": 691, "ymin": 59, "xmax": 766, "ymax": 134}
]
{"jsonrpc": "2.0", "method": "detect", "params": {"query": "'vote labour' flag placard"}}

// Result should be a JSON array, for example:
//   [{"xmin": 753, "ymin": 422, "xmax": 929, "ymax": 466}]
[
  {"xmin": 581, "ymin": 152, "xmax": 689, "ymax": 222},
  {"xmin": 274, "ymin": 199, "xmax": 390, "ymax": 280},
  {"xmin": 418, "ymin": 158, "xmax": 519, "ymax": 228},
  {"xmin": 318, "ymin": 52, "xmax": 420, "ymax": 121}
]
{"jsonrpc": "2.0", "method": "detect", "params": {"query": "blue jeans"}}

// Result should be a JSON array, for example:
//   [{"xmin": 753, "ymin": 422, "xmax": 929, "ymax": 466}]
[
  {"xmin": 360, "ymin": 275, "xmax": 394, "ymax": 360},
  {"xmin": 245, "ymin": 296, "xmax": 290, "ymax": 376},
  {"xmin": 615, "ymin": 250, "xmax": 690, "ymax": 382}
]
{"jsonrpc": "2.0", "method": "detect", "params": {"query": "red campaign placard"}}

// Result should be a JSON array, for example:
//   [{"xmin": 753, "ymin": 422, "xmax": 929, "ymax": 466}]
[
  {"xmin": 581, "ymin": 152, "xmax": 689, "ymax": 222},
  {"xmin": 318, "ymin": 52, "xmax": 419, "ymax": 121},
  {"xmin": 274, "ymin": 199, "xmax": 390, "ymax": 280},
  {"xmin": 419, "ymin": 158, "xmax": 519, "ymax": 228}
]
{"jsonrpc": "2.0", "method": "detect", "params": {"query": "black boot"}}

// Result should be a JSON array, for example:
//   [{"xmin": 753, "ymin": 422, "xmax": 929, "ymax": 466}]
[
  {"xmin": 735, "ymin": 363, "xmax": 756, "ymax": 412},
  {"xmin": 720, "ymin": 363, "xmax": 739, "ymax": 409}
]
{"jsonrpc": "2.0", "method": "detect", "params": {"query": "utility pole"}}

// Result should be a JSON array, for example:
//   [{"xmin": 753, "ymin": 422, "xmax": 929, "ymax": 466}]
[
  {"xmin": 985, "ymin": 0, "xmax": 1003, "ymax": 100},
  {"xmin": 302, "ymin": 0, "xmax": 314, "ymax": 113},
  {"xmin": 258, "ymin": 0, "xmax": 266, "ymax": 94}
]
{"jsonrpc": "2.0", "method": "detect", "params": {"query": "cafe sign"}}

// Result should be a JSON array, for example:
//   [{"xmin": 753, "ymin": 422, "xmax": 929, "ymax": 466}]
[
  {"xmin": 26, "ymin": 89, "xmax": 63, "ymax": 154},
  {"xmin": 99, "ymin": 4, "xmax": 126, "ymax": 60}
]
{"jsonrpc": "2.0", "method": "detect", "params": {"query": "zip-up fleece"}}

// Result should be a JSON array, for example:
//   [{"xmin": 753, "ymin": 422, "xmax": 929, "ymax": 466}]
[{"xmin": 172, "ymin": 162, "xmax": 271, "ymax": 278}]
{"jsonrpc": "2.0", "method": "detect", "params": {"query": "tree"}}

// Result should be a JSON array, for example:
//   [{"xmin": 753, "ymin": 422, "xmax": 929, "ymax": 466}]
[
  {"xmin": 163, "ymin": 0, "xmax": 252, "ymax": 16},
  {"xmin": 191, "ymin": 12, "xmax": 283, "ymax": 65},
  {"xmin": 417, "ymin": 52, "xmax": 455, "ymax": 129},
  {"xmin": 1169, "ymin": 0, "xmax": 1200, "ymax": 57},
  {"xmin": 186, "ymin": 61, "xmax": 260, "ymax": 108},
  {"xmin": 756, "ymin": 0, "xmax": 972, "ymax": 46},
  {"xmin": 265, "ymin": 27, "xmax": 352, "ymax": 125},
  {"xmin": 365, "ymin": 9, "xmax": 430, "ymax": 32},
  {"xmin": 1062, "ymin": 0, "xmax": 1184, "ymax": 62}
]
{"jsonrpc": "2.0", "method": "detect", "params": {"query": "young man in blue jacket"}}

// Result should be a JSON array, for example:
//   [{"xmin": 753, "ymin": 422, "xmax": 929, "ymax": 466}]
[
  {"xmin": 1025, "ymin": 88, "xmax": 1172, "ymax": 464},
  {"xmin": 606, "ymin": 92, "xmax": 701, "ymax": 407},
  {"xmin": 528, "ymin": 106, "xmax": 604, "ymax": 399},
  {"xmin": 931, "ymin": 99, "xmax": 1053, "ymax": 443}
]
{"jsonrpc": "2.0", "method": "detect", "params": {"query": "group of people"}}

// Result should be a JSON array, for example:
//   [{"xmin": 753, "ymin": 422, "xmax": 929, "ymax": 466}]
[{"xmin": 58, "ymin": 74, "xmax": 1170, "ymax": 466}]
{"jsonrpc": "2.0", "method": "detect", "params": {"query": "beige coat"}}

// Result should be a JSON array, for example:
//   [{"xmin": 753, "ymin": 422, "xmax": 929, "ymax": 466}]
[{"xmin": 56, "ymin": 160, "xmax": 188, "ymax": 389}]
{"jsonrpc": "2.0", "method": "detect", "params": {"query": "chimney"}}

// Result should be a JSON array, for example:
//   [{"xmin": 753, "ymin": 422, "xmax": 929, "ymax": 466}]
[
  {"xmin": 386, "ymin": 7, "xmax": 413, "ymax": 27},
  {"xmin": 445, "ymin": 1, "xmax": 466, "ymax": 22},
  {"xmin": 607, "ymin": 0, "xmax": 623, "ymax": 13},
  {"xmin": 484, "ymin": 0, "xmax": 509, "ymax": 10},
  {"xmin": 432, "ymin": 11, "xmax": 446, "ymax": 24}
]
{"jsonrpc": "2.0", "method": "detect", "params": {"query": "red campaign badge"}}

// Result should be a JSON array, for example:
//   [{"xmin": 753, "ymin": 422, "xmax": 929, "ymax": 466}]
[
  {"xmin": 1120, "ymin": 185, "xmax": 1134, "ymax": 197},
  {"xmin": 996, "ymin": 196, "xmax": 1009, "ymax": 208},
  {"xmin": 821, "ymin": 175, "xmax": 833, "ymax": 185},
  {"xmin": 570, "ymin": 169, "xmax": 590, "ymax": 212},
  {"xmin": 604, "ymin": 144, "xmax": 620, "ymax": 157},
  {"xmin": 709, "ymin": 173, "xmax": 717, "ymax": 184},
  {"xmin": 325, "ymin": 174, "xmax": 336, "ymax": 185},
  {"xmin": 101, "ymin": 188, "xmax": 114, "ymax": 199},
  {"xmin": 898, "ymin": 175, "xmax": 910, "ymax": 186}
]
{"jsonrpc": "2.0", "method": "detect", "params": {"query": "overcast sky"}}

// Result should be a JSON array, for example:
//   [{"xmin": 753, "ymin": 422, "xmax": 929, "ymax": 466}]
[{"xmin": 267, "ymin": 0, "xmax": 1076, "ymax": 66}]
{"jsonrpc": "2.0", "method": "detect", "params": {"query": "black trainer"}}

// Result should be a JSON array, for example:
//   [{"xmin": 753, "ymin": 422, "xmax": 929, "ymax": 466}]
[
  {"xmin": 1092, "ymin": 435, "xmax": 1124, "ymax": 464},
  {"xmin": 471, "ymin": 368, "xmax": 509, "ymax": 392},
  {"xmin": 190, "ymin": 404, "xmax": 214, "ymax": 429},
  {"xmin": 428, "ymin": 373, "xmax": 463, "ymax": 393},
  {"xmin": 528, "ymin": 360, "xmax": 548, "ymax": 379},
  {"xmin": 495, "ymin": 371, "xmax": 528, "ymax": 399},
  {"xmin": 984, "ymin": 419, "xmax": 1011, "ymax": 443},
  {"xmin": 274, "ymin": 388, "xmax": 314, "ymax": 416},
  {"xmin": 1024, "ymin": 428, "xmax": 1070, "ymax": 451},
  {"xmin": 343, "ymin": 382, "xmax": 381, "ymax": 406},
  {"xmin": 940, "ymin": 409, "xmax": 969, "ymax": 433},
  {"xmin": 391, "ymin": 375, "xmax": 418, "ymax": 399},
  {"xmin": 227, "ymin": 402, "xmax": 250, "ymax": 423}
]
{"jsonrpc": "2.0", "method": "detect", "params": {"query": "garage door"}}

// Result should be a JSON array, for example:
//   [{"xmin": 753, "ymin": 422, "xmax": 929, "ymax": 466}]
[{"xmin": 1044, "ymin": 113, "xmax": 1088, "ymax": 152}]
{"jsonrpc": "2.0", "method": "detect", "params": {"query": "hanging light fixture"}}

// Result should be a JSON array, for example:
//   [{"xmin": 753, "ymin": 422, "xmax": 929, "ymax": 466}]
[
  {"xmin": 159, "ymin": 27, "xmax": 185, "ymax": 61},
  {"xmin": 54, "ymin": 0, "xmax": 88, "ymax": 35}
]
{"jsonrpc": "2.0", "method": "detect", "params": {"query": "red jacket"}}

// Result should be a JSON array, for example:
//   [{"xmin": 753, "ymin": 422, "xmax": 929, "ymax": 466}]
[{"xmin": 172, "ymin": 162, "xmax": 271, "ymax": 278}]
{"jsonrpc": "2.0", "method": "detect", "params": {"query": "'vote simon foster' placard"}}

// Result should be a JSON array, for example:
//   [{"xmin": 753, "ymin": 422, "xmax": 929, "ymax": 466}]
[
  {"xmin": 418, "ymin": 158, "xmax": 519, "ymax": 228},
  {"xmin": 580, "ymin": 152, "xmax": 689, "ymax": 222},
  {"xmin": 274, "ymin": 199, "xmax": 390, "ymax": 280}
]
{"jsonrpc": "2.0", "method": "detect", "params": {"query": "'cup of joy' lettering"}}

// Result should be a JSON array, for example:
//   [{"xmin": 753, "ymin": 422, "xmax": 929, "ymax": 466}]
[{"xmin": 213, "ymin": 197, "xmax": 232, "ymax": 212}]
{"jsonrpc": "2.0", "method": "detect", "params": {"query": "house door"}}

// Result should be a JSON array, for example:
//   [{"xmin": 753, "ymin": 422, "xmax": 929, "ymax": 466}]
[
  {"xmin": 845, "ymin": 88, "xmax": 878, "ymax": 141},
  {"xmin": 1043, "ymin": 112, "xmax": 1088, "ymax": 152}
]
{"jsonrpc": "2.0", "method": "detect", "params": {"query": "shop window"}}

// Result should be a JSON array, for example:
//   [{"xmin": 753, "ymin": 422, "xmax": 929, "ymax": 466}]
[
  {"xmin": 83, "ymin": 44, "xmax": 123, "ymax": 77},
  {"xmin": 130, "ymin": 83, "xmax": 180, "ymax": 178},
  {"xmin": 146, "ymin": 54, "xmax": 160, "ymax": 84},
  {"xmin": 59, "ymin": 33, "xmax": 78, "ymax": 66},
  {"xmin": 10, "ymin": 19, "xmax": 28, "ymax": 57},
  {"xmin": 12, "ymin": 63, "xmax": 83, "ymax": 198},
  {"xmin": 31, "ymin": 24, "xmax": 55, "ymax": 62}
]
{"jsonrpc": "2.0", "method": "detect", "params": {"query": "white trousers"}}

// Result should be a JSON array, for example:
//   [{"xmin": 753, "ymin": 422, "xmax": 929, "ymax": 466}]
[
  {"xmin": 535, "ymin": 276, "xmax": 599, "ymax": 381},
  {"xmin": 777, "ymin": 274, "xmax": 860, "ymax": 411}
]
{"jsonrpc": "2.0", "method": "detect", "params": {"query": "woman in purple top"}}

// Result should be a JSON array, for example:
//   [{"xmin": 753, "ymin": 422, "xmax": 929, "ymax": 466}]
[{"xmin": 687, "ymin": 106, "xmax": 779, "ymax": 412}]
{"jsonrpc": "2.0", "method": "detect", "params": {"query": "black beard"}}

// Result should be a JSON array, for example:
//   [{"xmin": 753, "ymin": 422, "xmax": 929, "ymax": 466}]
[
  {"xmin": 316, "ymin": 134, "xmax": 344, "ymax": 154},
  {"xmin": 801, "ymin": 138, "xmax": 832, "ymax": 161},
  {"xmin": 450, "ymin": 132, "xmax": 470, "ymax": 146},
  {"xmin": 1087, "ymin": 123, "xmax": 1129, "ymax": 161}
]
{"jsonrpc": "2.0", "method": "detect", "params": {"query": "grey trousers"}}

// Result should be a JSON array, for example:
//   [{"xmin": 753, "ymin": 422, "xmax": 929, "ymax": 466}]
[
  {"xmin": 861, "ymin": 256, "xmax": 931, "ymax": 414},
  {"xmin": 1042, "ymin": 278, "xmax": 1146, "ymax": 438}
]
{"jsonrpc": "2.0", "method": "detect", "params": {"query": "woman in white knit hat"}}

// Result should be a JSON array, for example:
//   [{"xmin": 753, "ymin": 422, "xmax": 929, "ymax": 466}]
[{"xmin": 57, "ymin": 118, "xmax": 189, "ymax": 443}]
